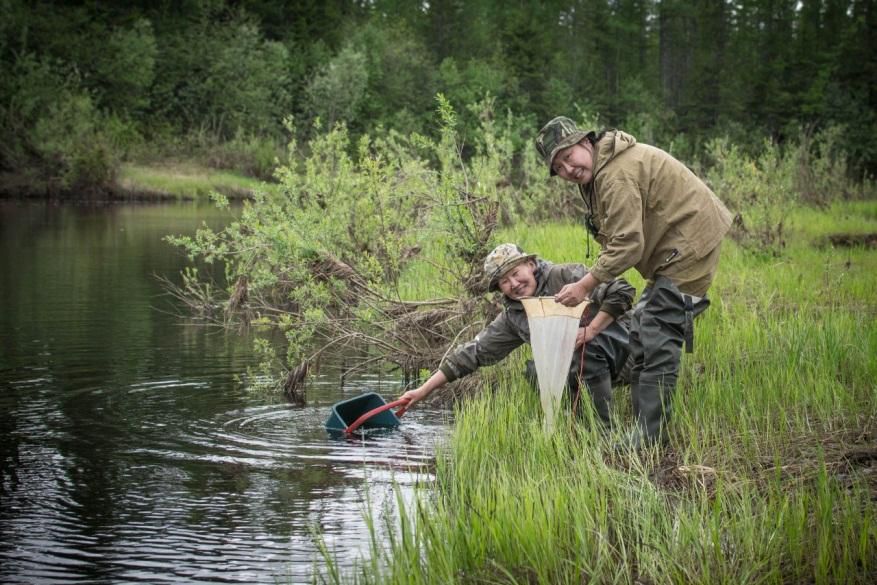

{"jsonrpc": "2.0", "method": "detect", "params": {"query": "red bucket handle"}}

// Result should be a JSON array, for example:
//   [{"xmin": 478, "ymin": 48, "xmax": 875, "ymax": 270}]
[{"xmin": 343, "ymin": 398, "xmax": 410, "ymax": 435}]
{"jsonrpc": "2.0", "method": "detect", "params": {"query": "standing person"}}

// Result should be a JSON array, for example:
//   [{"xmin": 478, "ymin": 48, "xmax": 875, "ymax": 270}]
[
  {"xmin": 399, "ymin": 243, "xmax": 634, "ymax": 428},
  {"xmin": 535, "ymin": 117, "xmax": 732, "ymax": 448}
]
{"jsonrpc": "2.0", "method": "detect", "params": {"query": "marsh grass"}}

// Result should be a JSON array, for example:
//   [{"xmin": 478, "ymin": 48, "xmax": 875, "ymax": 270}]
[
  {"xmin": 118, "ymin": 162, "xmax": 268, "ymax": 198},
  {"xmin": 318, "ymin": 200, "xmax": 877, "ymax": 584}
]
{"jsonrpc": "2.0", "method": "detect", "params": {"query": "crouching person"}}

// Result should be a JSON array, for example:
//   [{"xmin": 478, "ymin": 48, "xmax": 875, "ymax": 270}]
[{"xmin": 399, "ymin": 243, "xmax": 634, "ymax": 428}]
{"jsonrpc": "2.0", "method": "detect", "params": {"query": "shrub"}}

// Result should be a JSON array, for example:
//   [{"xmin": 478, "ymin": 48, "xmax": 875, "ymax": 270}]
[
  {"xmin": 166, "ymin": 99, "xmax": 517, "ymax": 389},
  {"xmin": 202, "ymin": 130, "xmax": 283, "ymax": 180},
  {"xmin": 149, "ymin": 14, "xmax": 291, "ymax": 139},
  {"xmin": 791, "ymin": 124, "xmax": 870, "ymax": 205},
  {"xmin": 92, "ymin": 18, "xmax": 157, "ymax": 116},
  {"xmin": 0, "ymin": 53, "xmax": 127, "ymax": 192},
  {"xmin": 705, "ymin": 137, "xmax": 796, "ymax": 254},
  {"xmin": 304, "ymin": 46, "xmax": 369, "ymax": 132}
]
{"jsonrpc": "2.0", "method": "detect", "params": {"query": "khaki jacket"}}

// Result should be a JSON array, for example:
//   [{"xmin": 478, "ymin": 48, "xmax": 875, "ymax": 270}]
[
  {"xmin": 438, "ymin": 260, "xmax": 634, "ymax": 383},
  {"xmin": 581, "ymin": 131, "xmax": 732, "ymax": 291}
]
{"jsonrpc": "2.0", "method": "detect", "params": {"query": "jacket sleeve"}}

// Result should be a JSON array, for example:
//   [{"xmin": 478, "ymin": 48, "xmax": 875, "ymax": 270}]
[
  {"xmin": 590, "ymin": 177, "xmax": 645, "ymax": 283},
  {"xmin": 556, "ymin": 263, "xmax": 586, "ymax": 284},
  {"xmin": 438, "ymin": 311, "xmax": 524, "ymax": 383},
  {"xmin": 590, "ymin": 277, "xmax": 635, "ymax": 319}
]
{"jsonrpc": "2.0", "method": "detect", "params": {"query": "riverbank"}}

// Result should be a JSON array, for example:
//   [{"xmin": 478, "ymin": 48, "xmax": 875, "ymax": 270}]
[
  {"xmin": 0, "ymin": 161, "xmax": 270, "ymax": 200},
  {"xmin": 319, "ymin": 200, "xmax": 877, "ymax": 584},
  {"xmin": 116, "ymin": 162, "xmax": 268, "ymax": 199}
]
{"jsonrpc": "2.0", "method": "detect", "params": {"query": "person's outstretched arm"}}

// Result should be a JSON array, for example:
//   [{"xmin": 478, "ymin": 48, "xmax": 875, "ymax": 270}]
[
  {"xmin": 398, "ymin": 307, "xmax": 524, "ymax": 411},
  {"xmin": 399, "ymin": 370, "xmax": 448, "ymax": 409}
]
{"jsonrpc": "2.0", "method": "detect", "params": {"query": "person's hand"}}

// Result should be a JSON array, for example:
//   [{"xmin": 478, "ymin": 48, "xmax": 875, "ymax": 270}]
[
  {"xmin": 399, "ymin": 385, "xmax": 432, "ymax": 410},
  {"xmin": 397, "ymin": 371, "xmax": 447, "ymax": 412},
  {"xmin": 555, "ymin": 280, "xmax": 588, "ymax": 306},
  {"xmin": 583, "ymin": 325, "xmax": 598, "ymax": 344},
  {"xmin": 574, "ymin": 326, "xmax": 598, "ymax": 348}
]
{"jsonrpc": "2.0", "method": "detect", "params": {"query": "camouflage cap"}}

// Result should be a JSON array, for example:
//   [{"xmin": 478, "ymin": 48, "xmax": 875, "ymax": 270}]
[
  {"xmin": 484, "ymin": 243, "xmax": 537, "ymax": 292},
  {"xmin": 534, "ymin": 116, "xmax": 590, "ymax": 176}
]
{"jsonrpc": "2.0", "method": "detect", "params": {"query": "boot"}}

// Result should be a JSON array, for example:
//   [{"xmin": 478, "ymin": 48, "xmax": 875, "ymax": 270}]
[
  {"xmin": 584, "ymin": 375, "xmax": 613, "ymax": 430},
  {"xmin": 628, "ymin": 375, "xmax": 676, "ymax": 449}
]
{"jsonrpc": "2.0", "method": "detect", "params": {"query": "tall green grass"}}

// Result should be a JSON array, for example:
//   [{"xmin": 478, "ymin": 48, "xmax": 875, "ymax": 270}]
[{"xmin": 318, "ymin": 201, "xmax": 877, "ymax": 584}]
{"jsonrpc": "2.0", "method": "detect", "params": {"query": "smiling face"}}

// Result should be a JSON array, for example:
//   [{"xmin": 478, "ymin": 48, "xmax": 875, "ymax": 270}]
[
  {"xmin": 551, "ymin": 140, "xmax": 595, "ymax": 184},
  {"xmin": 497, "ymin": 260, "xmax": 538, "ymax": 300}
]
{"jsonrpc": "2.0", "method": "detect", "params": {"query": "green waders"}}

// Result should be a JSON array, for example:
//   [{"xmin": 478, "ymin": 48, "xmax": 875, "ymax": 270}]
[{"xmin": 628, "ymin": 276, "xmax": 710, "ymax": 447}]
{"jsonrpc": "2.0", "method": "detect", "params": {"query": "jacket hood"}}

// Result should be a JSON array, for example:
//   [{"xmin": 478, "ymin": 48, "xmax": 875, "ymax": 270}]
[{"xmin": 592, "ymin": 130, "xmax": 637, "ymax": 180}]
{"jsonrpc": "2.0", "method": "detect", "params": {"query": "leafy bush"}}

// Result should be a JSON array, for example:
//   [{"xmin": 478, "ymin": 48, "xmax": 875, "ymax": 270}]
[
  {"xmin": 92, "ymin": 18, "xmax": 157, "ymax": 116},
  {"xmin": 202, "ymin": 130, "xmax": 283, "ymax": 180},
  {"xmin": 303, "ymin": 20, "xmax": 437, "ymax": 137},
  {"xmin": 0, "ymin": 53, "xmax": 129, "ymax": 192},
  {"xmin": 791, "ymin": 124, "xmax": 870, "ymax": 205},
  {"xmin": 149, "ymin": 14, "xmax": 290, "ymax": 139},
  {"xmin": 705, "ymin": 126, "xmax": 874, "ymax": 255},
  {"xmin": 437, "ymin": 57, "xmax": 516, "ymax": 141},
  {"xmin": 166, "ymin": 99, "xmax": 524, "ymax": 389},
  {"xmin": 705, "ymin": 137, "xmax": 796, "ymax": 254},
  {"xmin": 304, "ymin": 46, "xmax": 369, "ymax": 132}
]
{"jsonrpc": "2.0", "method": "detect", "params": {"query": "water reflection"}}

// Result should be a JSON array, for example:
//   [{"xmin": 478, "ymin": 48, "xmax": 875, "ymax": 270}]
[{"xmin": 0, "ymin": 200, "xmax": 450, "ymax": 584}]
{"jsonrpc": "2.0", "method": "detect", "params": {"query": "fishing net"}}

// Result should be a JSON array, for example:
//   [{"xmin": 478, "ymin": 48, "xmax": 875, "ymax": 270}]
[{"xmin": 520, "ymin": 297, "xmax": 588, "ymax": 432}]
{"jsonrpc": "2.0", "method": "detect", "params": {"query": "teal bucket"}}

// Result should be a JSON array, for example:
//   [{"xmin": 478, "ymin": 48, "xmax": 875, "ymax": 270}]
[{"xmin": 325, "ymin": 392, "xmax": 403, "ymax": 435}]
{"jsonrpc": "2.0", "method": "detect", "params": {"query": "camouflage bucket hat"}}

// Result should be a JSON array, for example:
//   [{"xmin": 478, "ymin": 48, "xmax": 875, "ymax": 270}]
[
  {"xmin": 484, "ymin": 243, "xmax": 537, "ymax": 292},
  {"xmin": 535, "ymin": 116, "xmax": 589, "ymax": 176}
]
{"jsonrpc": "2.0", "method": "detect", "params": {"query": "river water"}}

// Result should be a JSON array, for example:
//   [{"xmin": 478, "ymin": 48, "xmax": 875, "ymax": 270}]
[{"xmin": 0, "ymin": 200, "xmax": 450, "ymax": 584}]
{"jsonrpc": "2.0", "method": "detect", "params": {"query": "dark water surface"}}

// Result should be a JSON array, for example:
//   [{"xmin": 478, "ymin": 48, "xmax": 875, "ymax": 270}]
[{"xmin": 0, "ymin": 200, "xmax": 450, "ymax": 584}]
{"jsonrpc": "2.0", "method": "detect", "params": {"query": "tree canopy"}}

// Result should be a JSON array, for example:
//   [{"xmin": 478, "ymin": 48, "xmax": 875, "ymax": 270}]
[{"xmin": 1, "ymin": 0, "xmax": 874, "ymax": 189}]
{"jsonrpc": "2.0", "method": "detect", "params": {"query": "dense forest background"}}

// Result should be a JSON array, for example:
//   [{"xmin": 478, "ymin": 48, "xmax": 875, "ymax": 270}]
[{"xmin": 1, "ymin": 0, "xmax": 874, "ymax": 194}]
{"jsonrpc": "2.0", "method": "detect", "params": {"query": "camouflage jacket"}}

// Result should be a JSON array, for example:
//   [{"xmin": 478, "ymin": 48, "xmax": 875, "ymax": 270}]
[{"xmin": 438, "ymin": 260, "xmax": 634, "ymax": 383}]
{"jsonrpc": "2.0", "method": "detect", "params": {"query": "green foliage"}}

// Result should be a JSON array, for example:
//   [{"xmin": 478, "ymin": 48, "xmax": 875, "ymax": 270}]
[
  {"xmin": 202, "ymin": 130, "xmax": 283, "ymax": 180},
  {"xmin": 2, "ymin": 0, "xmax": 876, "ymax": 193},
  {"xmin": 92, "ymin": 18, "xmax": 157, "ymax": 116},
  {"xmin": 437, "ymin": 58, "xmax": 511, "ymax": 114},
  {"xmin": 167, "ymin": 117, "xmax": 429, "ymax": 364},
  {"xmin": 305, "ymin": 46, "xmax": 369, "ymax": 131},
  {"xmin": 0, "ymin": 52, "xmax": 130, "ymax": 190},
  {"xmin": 705, "ymin": 137, "xmax": 796, "ymax": 254},
  {"xmin": 792, "ymin": 124, "xmax": 868, "ymax": 206},
  {"xmin": 167, "ymin": 99, "xmax": 540, "ymax": 373},
  {"xmin": 352, "ymin": 21, "xmax": 436, "ymax": 134},
  {"xmin": 705, "ymin": 126, "xmax": 872, "ymax": 254},
  {"xmin": 149, "ymin": 13, "xmax": 290, "ymax": 139},
  {"xmin": 303, "ymin": 19, "xmax": 439, "ymax": 138},
  {"xmin": 31, "ymin": 95, "xmax": 119, "ymax": 190},
  {"xmin": 617, "ymin": 76, "xmax": 675, "ymax": 146}
]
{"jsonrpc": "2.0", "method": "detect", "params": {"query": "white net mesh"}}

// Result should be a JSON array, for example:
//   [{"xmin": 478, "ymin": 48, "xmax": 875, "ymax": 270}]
[{"xmin": 520, "ymin": 297, "xmax": 588, "ymax": 432}]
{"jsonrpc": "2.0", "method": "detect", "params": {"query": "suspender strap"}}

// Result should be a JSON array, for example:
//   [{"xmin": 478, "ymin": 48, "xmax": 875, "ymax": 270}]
[{"xmin": 683, "ymin": 294, "xmax": 695, "ymax": 353}]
